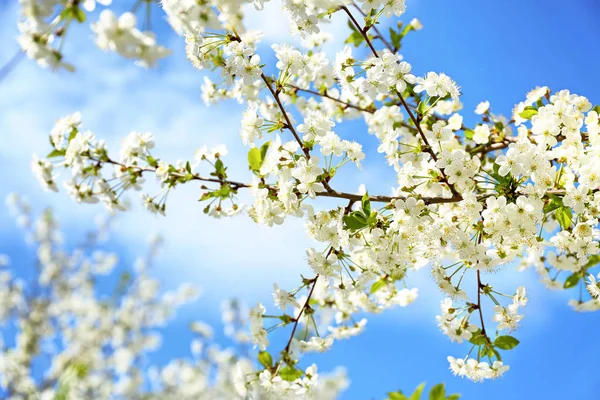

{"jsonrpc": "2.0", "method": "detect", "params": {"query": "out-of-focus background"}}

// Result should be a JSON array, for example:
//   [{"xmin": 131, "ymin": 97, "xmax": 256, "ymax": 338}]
[{"xmin": 1, "ymin": 0, "xmax": 599, "ymax": 398}]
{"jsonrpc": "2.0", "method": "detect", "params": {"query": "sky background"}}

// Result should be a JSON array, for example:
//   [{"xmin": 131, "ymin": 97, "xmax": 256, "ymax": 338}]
[{"xmin": 1, "ymin": 0, "xmax": 599, "ymax": 399}]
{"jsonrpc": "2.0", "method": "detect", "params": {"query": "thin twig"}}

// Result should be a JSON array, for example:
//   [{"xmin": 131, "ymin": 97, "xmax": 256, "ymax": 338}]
[
  {"xmin": 261, "ymin": 73, "xmax": 310, "ymax": 158},
  {"xmin": 342, "ymin": 6, "xmax": 461, "ymax": 198},
  {"xmin": 0, "ymin": 51, "xmax": 25, "ymax": 85}
]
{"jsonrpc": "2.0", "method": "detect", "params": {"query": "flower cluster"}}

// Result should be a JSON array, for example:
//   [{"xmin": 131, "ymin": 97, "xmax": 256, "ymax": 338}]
[
  {"xmin": 17, "ymin": 0, "xmax": 171, "ymax": 71},
  {"xmin": 0, "ymin": 194, "xmax": 348, "ymax": 399},
  {"xmin": 92, "ymin": 10, "xmax": 170, "ymax": 67}
]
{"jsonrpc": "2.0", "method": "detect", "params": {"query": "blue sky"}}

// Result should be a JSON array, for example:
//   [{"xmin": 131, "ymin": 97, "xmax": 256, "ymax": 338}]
[{"xmin": 1, "ymin": 0, "xmax": 599, "ymax": 399}]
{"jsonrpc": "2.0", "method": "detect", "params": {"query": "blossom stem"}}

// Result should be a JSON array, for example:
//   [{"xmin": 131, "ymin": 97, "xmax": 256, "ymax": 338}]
[
  {"xmin": 0, "ymin": 50, "xmax": 25, "ymax": 85},
  {"xmin": 260, "ymin": 73, "xmax": 310, "ymax": 158},
  {"xmin": 342, "ymin": 5, "xmax": 461, "ymax": 198},
  {"xmin": 274, "ymin": 274, "xmax": 320, "ymax": 375}
]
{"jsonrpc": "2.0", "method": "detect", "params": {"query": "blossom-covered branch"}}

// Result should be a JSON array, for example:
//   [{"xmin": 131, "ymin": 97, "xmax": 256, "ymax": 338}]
[{"xmin": 16, "ymin": 0, "xmax": 600, "ymax": 391}]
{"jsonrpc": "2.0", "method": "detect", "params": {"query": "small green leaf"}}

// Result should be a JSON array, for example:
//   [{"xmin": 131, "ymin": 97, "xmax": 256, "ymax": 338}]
[
  {"xmin": 370, "ymin": 279, "xmax": 387, "ymax": 294},
  {"xmin": 409, "ymin": 382, "xmax": 426, "ymax": 400},
  {"xmin": 543, "ymin": 195, "xmax": 564, "ymax": 214},
  {"xmin": 361, "ymin": 192, "xmax": 371, "ymax": 216},
  {"xmin": 213, "ymin": 158, "xmax": 227, "ymax": 179},
  {"xmin": 267, "ymin": 123, "xmax": 283, "ymax": 133},
  {"xmin": 469, "ymin": 332, "xmax": 488, "ymax": 346},
  {"xmin": 388, "ymin": 392, "xmax": 409, "ymax": 400},
  {"xmin": 447, "ymin": 394, "xmax": 461, "ymax": 400},
  {"xmin": 367, "ymin": 211, "xmax": 378, "ymax": 227},
  {"xmin": 260, "ymin": 141, "xmax": 271, "ymax": 161},
  {"xmin": 248, "ymin": 148, "xmax": 262, "ymax": 172},
  {"xmin": 258, "ymin": 351, "xmax": 273, "ymax": 368},
  {"xmin": 492, "ymin": 348, "xmax": 502, "ymax": 361},
  {"xmin": 583, "ymin": 254, "xmax": 600, "ymax": 269},
  {"xmin": 74, "ymin": 8, "xmax": 86, "ymax": 22},
  {"xmin": 347, "ymin": 19, "xmax": 359, "ymax": 32},
  {"xmin": 389, "ymin": 28, "xmax": 402, "ymax": 50},
  {"xmin": 555, "ymin": 206, "xmax": 573, "ymax": 230},
  {"xmin": 343, "ymin": 211, "xmax": 368, "ymax": 231},
  {"xmin": 279, "ymin": 366, "xmax": 304, "ymax": 382},
  {"xmin": 68, "ymin": 128, "xmax": 78, "ymax": 142},
  {"xmin": 47, "ymin": 149, "xmax": 66, "ymax": 158},
  {"xmin": 464, "ymin": 129, "xmax": 475, "ymax": 140},
  {"xmin": 429, "ymin": 383, "xmax": 446, "ymax": 400},
  {"xmin": 519, "ymin": 106, "xmax": 538, "ymax": 119},
  {"xmin": 494, "ymin": 335, "xmax": 520, "ymax": 350},
  {"xmin": 417, "ymin": 100, "xmax": 428, "ymax": 116},
  {"xmin": 185, "ymin": 161, "xmax": 192, "ymax": 174},
  {"xmin": 146, "ymin": 155, "xmax": 158, "ymax": 168},
  {"xmin": 564, "ymin": 273, "xmax": 581, "ymax": 289}
]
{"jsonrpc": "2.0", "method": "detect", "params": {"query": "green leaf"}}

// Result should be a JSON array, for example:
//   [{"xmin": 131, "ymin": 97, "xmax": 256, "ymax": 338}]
[
  {"xmin": 555, "ymin": 206, "xmax": 573, "ymax": 230},
  {"xmin": 447, "ymin": 394, "xmax": 461, "ymax": 400},
  {"xmin": 279, "ymin": 366, "xmax": 304, "ymax": 382},
  {"xmin": 593, "ymin": 105, "xmax": 600, "ymax": 114},
  {"xmin": 258, "ymin": 351, "xmax": 273, "ymax": 368},
  {"xmin": 260, "ymin": 141, "xmax": 271, "ymax": 162},
  {"xmin": 543, "ymin": 195, "xmax": 564, "ymax": 214},
  {"xmin": 74, "ymin": 8, "xmax": 86, "ymax": 22},
  {"xmin": 347, "ymin": 19, "xmax": 359, "ymax": 32},
  {"xmin": 248, "ymin": 148, "xmax": 262, "ymax": 172},
  {"xmin": 409, "ymin": 382, "xmax": 426, "ymax": 400},
  {"xmin": 389, "ymin": 27, "xmax": 402, "ymax": 50},
  {"xmin": 584, "ymin": 254, "xmax": 600, "ymax": 269},
  {"xmin": 519, "ymin": 106, "xmax": 538, "ymax": 119},
  {"xmin": 47, "ymin": 149, "xmax": 66, "ymax": 158},
  {"xmin": 345, "ymin": 31, "xmax": 365, "ymax": 47},
  {"xmin": 361, "ymin": 192, "xmax": 371, "ymax": 216},
  {"xmin": 429, "ymin": 383, "xmax": 446, "ymax": 400},
  {"xmin": 494, "ymin": 335, "xmax": 520, "ymax": 350},
  {"xmin": 367, "ymin": 211, "xmax": 378, "ymax": 227},
  {"xmin": 343, "ymin": 211, "xmax": 368, "ymax": 231},
  {"xmin": 146, "ymin": 155, "xmax": 158, "ymax": 167},
  {"xmin": 370, "ymin": 279, "xmax": 387, "ymax": 294},
  {"xmin": 564, "ymin": 273, "xmax": 581, "ymax": 289},
  {"xmin": 185, "ymin": 161, "xmax": 192, "ymax": 174},
  {"xmin": 417, "ymin": 100, "xmax": 428, "ymax": 116},
  {"xmin": 213, "ymin": 159, "xmax": 227, "ymax": 179},
  {"xmin": 464, "ymin": 129, "xmax": 475, "ymax": 140},
  {"xmin": 469, "ymin": 332, "xmax": 488, "ymax": 346},
  {"xmin": 68, "ymin": 128, "xmax": 78, "ymax": 142},
  {"xmin": 492, "ymin": 348, "xmax": 502, "ymax": 361},
  {"xmin": 387, "ymin": 392, "xmax": 409, "ymax": 400}
]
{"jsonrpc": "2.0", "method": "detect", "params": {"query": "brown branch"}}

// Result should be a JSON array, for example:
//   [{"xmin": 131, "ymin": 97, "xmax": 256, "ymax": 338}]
[
  {"xmin": 317, "ymin": 186, "xmax": 463, "ymax": 205},
  {"xmin": 284, "ymin": 82, "xmax": 419, "ymax": 133},
  {"xmin": 260, "ymin": 73, "xmax": 310, "ymax": 159},
  {"xmin": 99, "ymin": 155, "xmax": 467, "ymax": 204},
  {"xmin": 281, "ymin": 275, "xmax": 319, "ymax": 355},
  {"xmin": 476, "ymin": 270, "xmax": 486, "ymax": 336},
  {"xmin": 351, "ymin": 2, "xmax": 394, "ymax": 52},
  {"xmin": 285, "ymin": 83, "xmax": 374, "ymax": 114},
  {"xmin": 0, "ymin": 51, "xmax": 24, "ymax": 85},
  {"xmin": 342, "ymin": 6, "xmax": 379, "ymax": 56},
  {"xmin": 100, "ymin": 157, "xmax": 251, "ymax": 189},
  {"xmin": 342, "ymin": 6, "xmax": 461, "ymax": 199}
]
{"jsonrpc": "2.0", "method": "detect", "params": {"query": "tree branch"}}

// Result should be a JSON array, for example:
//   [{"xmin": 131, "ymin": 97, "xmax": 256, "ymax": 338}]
[
  {"xmin": 342, "ymin": 6, "xmax": 462, "ymax": 199},
  {"xmin": 0, "ymin": 51, "xmax": 24, "ymax": 85},
  {"xmin": 260, "ymin": 73, "xmax": 310, "ymax": 159}
]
